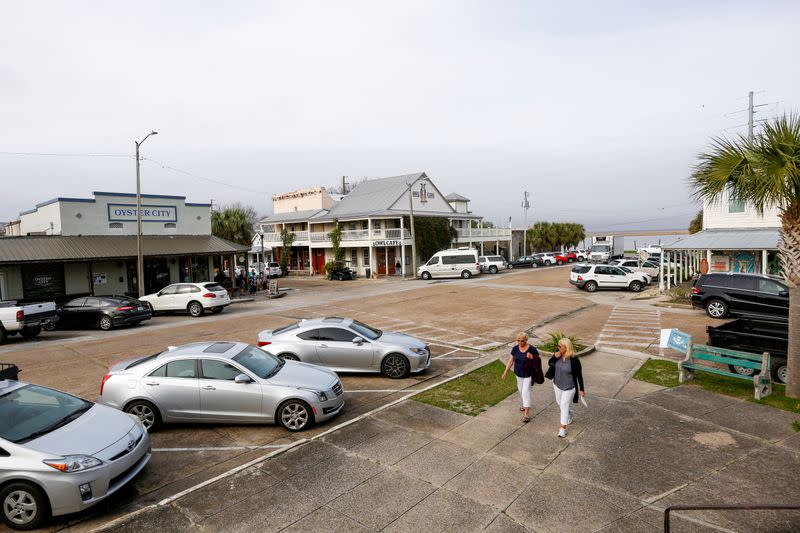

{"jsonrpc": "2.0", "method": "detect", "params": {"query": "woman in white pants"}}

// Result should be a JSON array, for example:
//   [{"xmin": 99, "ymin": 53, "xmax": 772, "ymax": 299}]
[
  {"xmin": 501, "ymin": 332, "xmax": 541, "ymax": 423},
  {"xmin": 546, "ymin": 337, "xmax": 585, "ymax": 438}
]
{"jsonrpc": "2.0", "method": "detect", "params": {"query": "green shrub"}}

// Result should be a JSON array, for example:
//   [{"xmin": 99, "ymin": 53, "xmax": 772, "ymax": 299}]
[
  {"xmin": 666, "ymin": 286, "xmax": 691, "ymax": 302},
  {"xmin": 793, "ymin": 420, "xmax": 800, "ymax": 432},
  {"xmin": 536, "ymin": 332, "xmax": 587, "ymax": 353}
]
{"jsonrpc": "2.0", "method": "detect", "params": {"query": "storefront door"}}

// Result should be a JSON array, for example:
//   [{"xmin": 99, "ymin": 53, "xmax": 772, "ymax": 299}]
[
  {"xmin": 387, "ymin": 248, "xmax": 396, "ymax": 275},
  {"xmin": 376, "ymin": 249, "xmax": 386, "ymax": 275},
  {"xmin": 312, "ymin": 249, "xmax": 326, "ymax": 274}
]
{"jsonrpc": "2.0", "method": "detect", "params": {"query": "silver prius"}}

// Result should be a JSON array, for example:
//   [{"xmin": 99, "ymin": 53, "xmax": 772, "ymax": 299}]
[
  {"xmin": 0, "ymin": 380, "xmax": 150, "ymax": 531},
  {"xmin": 98, "ymin": 342, "xmax": 344, "ymax": 433},
  {"xmin": 257, "ymin": 317, "xmax": 431, "ymax": 379}
]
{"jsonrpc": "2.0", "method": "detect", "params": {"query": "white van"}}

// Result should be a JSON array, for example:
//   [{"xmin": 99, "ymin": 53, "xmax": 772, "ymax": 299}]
[{"xmin": 417, "ymin": 249, "xmax": 481, "ymax": 279}]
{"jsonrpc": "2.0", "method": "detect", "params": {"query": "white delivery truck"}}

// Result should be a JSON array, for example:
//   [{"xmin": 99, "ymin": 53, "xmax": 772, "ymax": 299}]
[{"xmin": 589, "ymin": 236, "xmax": 624, "ymax": 263}]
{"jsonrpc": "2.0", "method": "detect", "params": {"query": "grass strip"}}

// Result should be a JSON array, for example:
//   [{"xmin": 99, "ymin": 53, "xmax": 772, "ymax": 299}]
[
  {"xmin": 634, "ymin": 358, "xmax": 800, "ymax": 414},
  {"xmin": 413, "ymin": 360, "xmax": 518, "ymax": 416}
]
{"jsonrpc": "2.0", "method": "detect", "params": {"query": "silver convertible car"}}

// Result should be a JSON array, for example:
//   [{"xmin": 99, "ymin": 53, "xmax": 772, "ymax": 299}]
[
  {"xmin": 98, "ymin": 341, "xmax": 344, "ymax": 432},
  {"xmin": 0, "ymin": 379, "xmax": 150, "ymax": 531},
  {"xmin": 257, "ymin": 317, "xmax": 431, "ymax": 379}
]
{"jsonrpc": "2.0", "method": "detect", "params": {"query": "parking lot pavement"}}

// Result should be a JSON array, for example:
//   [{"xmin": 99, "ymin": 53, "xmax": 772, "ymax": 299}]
[{"xmin": 90, "ymin": 350, "xmax": 800, "ymax": 532}]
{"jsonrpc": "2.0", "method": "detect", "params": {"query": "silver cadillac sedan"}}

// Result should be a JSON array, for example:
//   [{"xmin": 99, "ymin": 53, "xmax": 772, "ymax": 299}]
[
  {"xmin": 0, "ymin": 379, "xmax": 150, "ymax": 531},
  {"xmin": 98, "ymin": 341, "xmax": 344, "ymax": 432},
  {"xmin": 257, "ymin": 317, "xmax": 431, "ymax": 379}
]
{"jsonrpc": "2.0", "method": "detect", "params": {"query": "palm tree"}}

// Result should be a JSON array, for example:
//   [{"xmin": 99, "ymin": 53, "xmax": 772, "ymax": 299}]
[
  {"xmin": 211, "ymin": 204, "xmax": 257, "ymax": 245},
  {"xmin": 690, "ymin": 114, "xmax": 800, "ymax": 398}
]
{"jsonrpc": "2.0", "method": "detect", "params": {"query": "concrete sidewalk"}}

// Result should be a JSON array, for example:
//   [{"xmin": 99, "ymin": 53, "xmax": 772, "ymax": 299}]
[{"xmin": 95, "ymin": 351, "xmax": 800, "ymax": 532}]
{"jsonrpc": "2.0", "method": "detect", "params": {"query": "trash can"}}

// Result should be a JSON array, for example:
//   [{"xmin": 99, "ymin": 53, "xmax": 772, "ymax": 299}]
[
  {"xmin": 0, "ymin": 363, "xmax": 20, "ymax": 381},
  {"xmin": 365, "ymin": 268, "xmax": 371, "ymax": 279}
]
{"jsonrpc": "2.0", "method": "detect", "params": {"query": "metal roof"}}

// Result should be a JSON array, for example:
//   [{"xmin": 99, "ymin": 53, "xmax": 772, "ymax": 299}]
[
  {"xmin": 320, "ymin": 173, "xmax": 431, "ymax": 220},
  {"xmin": 260, "ymin": 209, "xmax": 328, "ymax": 224},
  {"xmin": 445, "ymin": 193, "xmax": 470, "ymax": 202},
  {"xmin": 0, "ymin": 235, "xmax": 249, "ymax": 264},
  {"xmin": 661, "ymin": 228, "xmax": 780, "ymax": 251}
]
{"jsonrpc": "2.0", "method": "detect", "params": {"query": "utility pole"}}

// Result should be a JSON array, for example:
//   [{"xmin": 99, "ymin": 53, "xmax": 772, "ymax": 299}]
[
  {"xmin": 341, "ymin": 176, "xmax": 348, "ymax": 195},
  {"xmin": 408, "ymin": 180, "xmax": 417, "ymax": 276},
  {"xmin": 748, "ymin": 90, "xmax": 754, "ymax": 141},
  {"xmin": 521, "ymin": 191, "xmax": 530, "ymax": 256},
  {"xmin": 134, "ymin": 130, "xmax": 158, "ymax": 298}
]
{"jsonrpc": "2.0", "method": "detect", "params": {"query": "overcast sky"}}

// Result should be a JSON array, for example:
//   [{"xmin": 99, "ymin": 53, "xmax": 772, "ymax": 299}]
[{"xmin": 1, "ymin": 1, "xmax": 798, "ymax": 231}]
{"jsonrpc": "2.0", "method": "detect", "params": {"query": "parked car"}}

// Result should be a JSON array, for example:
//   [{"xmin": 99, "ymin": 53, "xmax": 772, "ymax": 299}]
[
  {"xmin": 478, "ymin": 255, "xmax": 507, "ymax": 274},
  {"xmin": 612, "ymin": 259, "xmax": 660, "ymax": 280},
  {"xmin": 98, "ymin": 342, "xmax": 344, "ymax": 432},
  {"xmin": 706, "ymin": 318, "xmax": 788, "ymax": 384},
  {"xmin": 691, "ymin": 273, "xmax": 788, "ymax": 319},
  {"xmin": 267, "ymin": 262, "xmax": 282, "ymax": 277},
  {"xmin": 258, "ymin": 317, "xmax": 430, "ymax": 379},
  {"xmin": 569, "ymin": 264, "xmax": 649, "ymax": 292},
  {"xmin": 616, "ymin": 265, "xmax": 653, "ymax": 285},
  {"xmin": 553, "ymin": 254, "xmax": 570, "ymax": 265},
  {"xmin": 0, "ymin": 377, "xmax": 150, "ymax": 530},
  {"xmin": 0, "ymin": 301, "xmax": 58, "ymax": 344},
  {"xmin": 327, "ymin": 263, "xmax": 354, "ymax": 281},
  {"xmin": 139, "ymin": 282, "xmax": 231, "ymax": 317},
  {"xmin": 417, "ymin": 249, "xmax": 480, "ymax": 279},
  {"xmin": 508, "ymin": 256, "xmax": 540, "ymax": 269},
  {"xmin": 567, "ymin": 250, "xmax": 588, "ymax": 261},
  {"xmin": 45, "ymin": 296, "xmax": 151, "ymax": 332},
  {"xmin": 538, "ymin": 253, "xmax": 559, "ymax": 266}
]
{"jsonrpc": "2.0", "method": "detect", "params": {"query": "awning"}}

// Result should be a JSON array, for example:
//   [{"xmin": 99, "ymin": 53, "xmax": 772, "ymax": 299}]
[
  {"xmin": 662, "ymin": 228, "xmax": 780, "ymax": 251},
  {"xmin": 0, "ymin": 235, "xmax": 250, "ymax": 264}
]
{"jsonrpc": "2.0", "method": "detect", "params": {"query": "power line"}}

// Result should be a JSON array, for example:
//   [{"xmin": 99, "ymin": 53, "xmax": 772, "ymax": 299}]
[
  {"xmin": 0, "ymin": 151, "xmax": 131, "ymax": 157},
  {"xmin": 140, "ymin": 157, "xmax": 270, "ymax": 195}
]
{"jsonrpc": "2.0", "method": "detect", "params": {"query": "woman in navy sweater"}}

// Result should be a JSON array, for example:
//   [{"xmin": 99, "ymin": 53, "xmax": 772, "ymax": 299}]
[{"xmin": 501, "ymin": 332, "xmax": 541, "ymax": 423}]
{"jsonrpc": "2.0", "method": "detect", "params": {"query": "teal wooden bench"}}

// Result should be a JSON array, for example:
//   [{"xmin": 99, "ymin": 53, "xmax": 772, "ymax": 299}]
[{"xmin": 679, "ymin": 342, "xmax": 772, "ymax": 399}]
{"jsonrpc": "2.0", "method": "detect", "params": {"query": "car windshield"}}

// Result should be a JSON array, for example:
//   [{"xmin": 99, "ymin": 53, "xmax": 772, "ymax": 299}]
[
  {"xmin": 350, "ymin": 320, "xmax": 381, "ymax": 340},
  {"xmin": 203, "ymin": 283, "xmax": 225, "ymax": 291},
  {"xmin": 0, "ymin": 384, "xmax": 93, "ymax": 444},
  {"xmin": 233, "ymin": 345, "xmax": 283, "ymax": 378},
  {"xmin": 591, "ymin": 245, "xmax": 610, "ymax": 252}
]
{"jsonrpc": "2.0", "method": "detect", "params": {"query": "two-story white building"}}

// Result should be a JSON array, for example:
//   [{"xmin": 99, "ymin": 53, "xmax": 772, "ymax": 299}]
[
  {"xmin": 661, "ymin": 188, "xmax": 781, "ymax": 289},
  {"xmin": 0, "ymin": 191, "xmax": 248, "ymax": 302},
  {"xmin": 255, "ymin": 173, "xmax": 513, "ymax": 277}
]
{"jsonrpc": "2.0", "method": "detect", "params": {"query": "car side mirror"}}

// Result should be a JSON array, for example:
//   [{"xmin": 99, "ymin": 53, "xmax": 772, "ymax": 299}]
[
  {"xmin": 157, "ymin": 291, "xmax": 164, "ymax": 297},
  {"xmin": 779, "ymin": 290, "xmax": 789, "ymax": 297},
  {"xmin": 352, "ymin": 336, "xmax": 364, "ymax": 345},
  {"xmin": 234, "ymin": 374, "xmax": 252, "ymax": 384}
]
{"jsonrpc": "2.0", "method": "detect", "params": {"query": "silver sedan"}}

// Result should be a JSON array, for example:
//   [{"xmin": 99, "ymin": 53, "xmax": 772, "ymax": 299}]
[
  {"xmin": 257, "ymin": 317, "xmax": 431, "ymax": 379},
  {"xmin": 98, "ymin": 341, "xmax": 344, "ymax": 432},
  {"xmin": 0, "ymin": 380, "xmax": 150, "ymax": 530}
]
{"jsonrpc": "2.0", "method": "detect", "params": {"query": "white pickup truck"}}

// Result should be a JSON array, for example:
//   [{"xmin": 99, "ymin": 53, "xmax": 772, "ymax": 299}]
[{"xmin": 0, "ymin": 301, "xmax": 58, "ymax": 344}]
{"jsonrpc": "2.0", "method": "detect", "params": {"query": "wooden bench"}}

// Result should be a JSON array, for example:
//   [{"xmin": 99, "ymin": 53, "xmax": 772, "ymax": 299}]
[{"xmin": 679, "ymin": 342, "xmax": 772, "ymax": 399}]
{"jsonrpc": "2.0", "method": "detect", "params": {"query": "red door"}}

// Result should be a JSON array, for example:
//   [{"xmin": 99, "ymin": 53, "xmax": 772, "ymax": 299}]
[{"xmin": 312, "ymin": 249, "xmax": 326, "ymax": 274}]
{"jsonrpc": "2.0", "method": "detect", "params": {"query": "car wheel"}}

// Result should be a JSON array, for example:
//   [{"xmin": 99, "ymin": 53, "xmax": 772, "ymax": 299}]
[
  {"xmin": 20, "ymin": 326, "xmax": 41, "ymax": 339},
  {"xmin": 773, "ymin": 361, "xmax": 788, "ymax": 384},
  {"xmin": 0, "ymin": 327, "xmax": 6, "ymax": 345},
  {"xmin": 584, "ymin": 281, "xmax": 598, "ymax": 293},
  {"xmin": 279, "ymin": 353, "xmax": 299, "ymax": 361},
  {"xmin": 188, "ymin": 301, "xmax": 204, "ymax": 317},
  {"xmin": 628, "ymin": 281, "xmax": 642, "ymax": 292},
  {"xmin": 278, "ymin": 400, "xmax": 313, "ymax": 432},
  {"xmin": 489, "ymin": 266, "xmax": 498, "ymax": 274},
  {"xmin": 461, "ymin": 270, "xmax": 472, "ymax": 279},
  {"xmin": 211, "ymin": 307, "xmax": 223, "ymax": 314},
  {"xmin": 531, "ymin": 263, "xmax": 538, "ymax": 268},
  {"xmin": 421, "ymin": 271, "xmax": 432, "ymax": 280},
  {"xmin": 381, "ymin": 353, "xmax": 410, "ymax": 379},
  {"xmin": 556, "ymin": 260, "xmax": 563, "ymax": 265},
  {"xmin": 729, "ymin": 364, "xmax": 757, "ymax": 378},
  {"xmin": 1, "ymin": 481, "xmax": 50, "ymax": 531},
  {"xmin": 146, "ymin": 302, "xmax": 155, "ymax": 315},
  {"xmin": 508, "ymin": 264, "xmax": 514, "ymax": 269},
  {"xmin": 43, "ymin": 322, "xmax": 57, "ymax": 332},
  {"xmin": 125, "ymin": 400, "xmax": 161, "ymax": 431},
  {"xmin": 98, "ymin": 316, "xmax": 113, "ymax": 331},
  {"xmin": 545, "ymin": 260, "xmax": 552, "ymax": 266},
  {"xmin": 705, "ymin": 299, "xmax": 728, "ymax": 319}
]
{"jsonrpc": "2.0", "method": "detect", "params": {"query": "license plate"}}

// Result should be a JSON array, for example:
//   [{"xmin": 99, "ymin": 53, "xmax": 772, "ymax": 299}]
[{"xmin": 137, "ymin": 307, "xmax": 143, "ymax": 311}]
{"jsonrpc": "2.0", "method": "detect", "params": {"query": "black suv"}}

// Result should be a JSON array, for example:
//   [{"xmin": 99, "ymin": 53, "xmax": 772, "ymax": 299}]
[{"xmin": 691, "ymin": 273, "xmax": 788, "ymax": 319}]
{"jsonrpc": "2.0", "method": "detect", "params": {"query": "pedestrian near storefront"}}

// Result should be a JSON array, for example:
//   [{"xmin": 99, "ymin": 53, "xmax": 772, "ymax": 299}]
[
  {"xmin": 501, "ymin": 332, "xmax": 542, "ymax": 423},
  {"xmin": 545, "ymin": 338, "xmax": 585, "ymax": 438},
  {"xmin": 395, "ymin": 259, "xmax": 402, "ymax": 277}
]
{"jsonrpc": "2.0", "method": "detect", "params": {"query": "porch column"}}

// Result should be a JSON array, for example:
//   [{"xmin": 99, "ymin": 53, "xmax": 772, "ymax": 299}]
[
  {"xmin": 481, "ymin": 241, "xmax": 484, "ymax": 255},
  {"xmin": 400, "ymin": 216, "xmax": 406, "ymax": 277},
  {"xmin": 368, "ymin": 218, "xmax": 374, "ymax": 278},
  {"xmin": 762, "ymin": 249, "xmax": 768, "ymax": 274},
  {"xmin": 658, "ymin": 249, "xmax": 665, "ymax": 292},
  {"xmin": 666, "ymin": 252, "xmax": 672, "ymax": 290}
]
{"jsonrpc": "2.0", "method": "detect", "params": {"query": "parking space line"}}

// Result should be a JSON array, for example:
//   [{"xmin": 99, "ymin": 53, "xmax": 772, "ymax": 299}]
[
  {"xmin": 436, "ymin": 356, "xmax": 480, "ymax": 360},
  {"xmin": 433, "ymin": 348, "xmax": 460, "ymax": 359},
  {"xmin": 152, "ymin": 445, "xmax": 289, "ymax": 452},
  {"xmin": 346, "ymin": 389, "xmax": 425, "ymax": 393}
]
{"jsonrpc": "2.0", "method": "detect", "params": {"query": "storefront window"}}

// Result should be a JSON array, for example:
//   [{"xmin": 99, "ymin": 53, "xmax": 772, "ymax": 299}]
[{"xmin": 363, "ymin": 248, "xmax": 370, "ymax": 266}]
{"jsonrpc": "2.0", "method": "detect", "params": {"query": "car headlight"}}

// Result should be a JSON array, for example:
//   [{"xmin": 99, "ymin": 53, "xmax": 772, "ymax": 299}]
[
  {"xmin": 410, "ymin": 347, "xmax": 427, "ymax": 355},
  {"xmin": 299, "ymin": 388, "xmax": 328, "ymax": 402},
  {"xmin": 44, "ymin": 455, "xmax": 103, "ymax": 472}
]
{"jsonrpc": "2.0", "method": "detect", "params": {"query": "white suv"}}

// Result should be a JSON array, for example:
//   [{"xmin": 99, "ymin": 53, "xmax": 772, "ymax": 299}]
[
  {"xmin": 478, "ymin": 255, "xmax": 507, "ymax": 274},
  {"xmin": 569, "ymin": 264, "xmax": 649, "ymax": 293},
  {"xmin": 139, "ymin": 282, "xmax": 232, "ymax": 317},
  {"xmin": 538, "ymin": 253, "xmax": 559, "ymax": 266}
]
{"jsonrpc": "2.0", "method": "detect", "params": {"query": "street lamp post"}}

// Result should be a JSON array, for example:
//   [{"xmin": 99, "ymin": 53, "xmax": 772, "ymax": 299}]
[
  {"xmin": 134, "ymin": 130, "xmax": 158, "ymax": 298},
  {"xmin": 407, "ymin": 180, "xmax": 417, "ymax": 276}
]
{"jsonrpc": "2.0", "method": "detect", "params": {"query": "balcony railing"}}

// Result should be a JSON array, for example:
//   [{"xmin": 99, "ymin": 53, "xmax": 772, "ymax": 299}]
[
  {"xmin": 385, "ymin": 228, "xmax": 411, "ymax": 239},
  {"xmin": 455, "ymin": 228, "xmax": 512, "ymax": 239},
  {"xmin": 341, "ymin": 230, "xmax": 370, "ymax": 241},
  {"xmin": 259, "ymin": 228, "xmax": 412, "ymax": 246}
]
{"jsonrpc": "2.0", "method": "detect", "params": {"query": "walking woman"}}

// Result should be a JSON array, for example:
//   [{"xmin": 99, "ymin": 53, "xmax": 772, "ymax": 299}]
[
  {"xmin": 546, "ymin": 337, "xmax": 585, "ymax": 438},
  {"xmin": 501, "ymin": 332, "xmax": 541, "ymax": 423}
]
